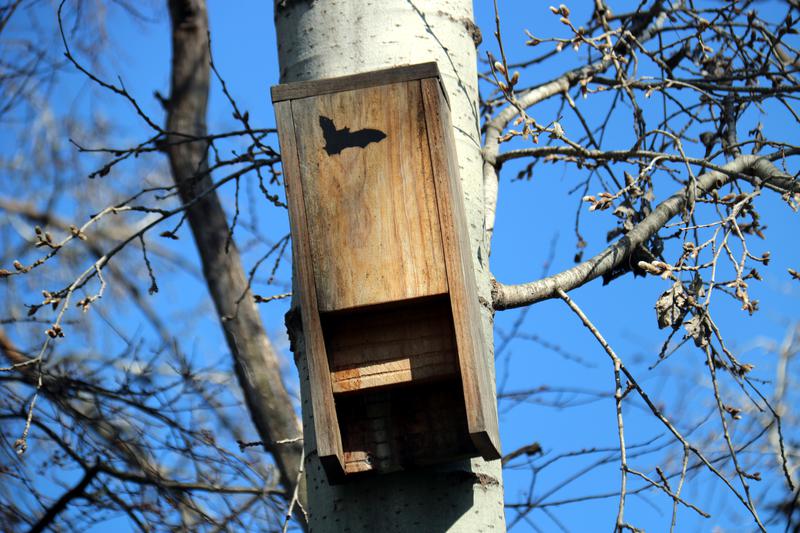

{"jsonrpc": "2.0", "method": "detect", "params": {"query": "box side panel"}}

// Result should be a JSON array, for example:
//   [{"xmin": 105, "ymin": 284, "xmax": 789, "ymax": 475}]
[
  {"xmin": 290, "ymin": 81, "xmax": 448, "ymax": 312},
  {"xmin": 420, "ymin": 79, "xmax": 502, "ymax": 459},
  {"xmin": 274, "ymin": 101, "xmax": 344, "ymax": 475}
]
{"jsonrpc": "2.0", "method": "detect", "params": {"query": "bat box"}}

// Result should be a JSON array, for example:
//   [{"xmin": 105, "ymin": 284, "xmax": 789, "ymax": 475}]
[{"xmin": 272, "ymin": 63, "xmax": 501, "ymax": 481}]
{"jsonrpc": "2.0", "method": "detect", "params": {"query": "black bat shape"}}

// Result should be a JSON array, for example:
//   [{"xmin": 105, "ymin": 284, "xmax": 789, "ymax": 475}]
[{"xmin": 318, "ymin": 115, "xmax": 387, "ymax": 155}]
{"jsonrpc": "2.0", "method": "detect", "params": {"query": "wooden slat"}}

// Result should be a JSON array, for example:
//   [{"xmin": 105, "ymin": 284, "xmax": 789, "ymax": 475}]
[
  {"xmin": 271, "ymin": 62, "xmax": 440, "ymax": 102},
  {"xmin": 324, "ymin": 296, "xmax": 458, "ymax": 393},
  {"xmin": 330, "ymin": 354, "xmax": 456, "ymax": 393},
  {"xmin": 273, "ymin": 101, "xmax": 345, "ymax": 478},
  {"xmin": 337, "ymin": 381, "xmax": 473, "ymax": 475},
  {"xmin": 290, "ymin": 81, "xmax": 448, "ymax": 312},
  {"xmin": 420, "ymin": 78, "xmax": 502, "ymax": 459},
  {"xmin": 324, "ymin": 298, "xmax": 452, "ymax": 355}
]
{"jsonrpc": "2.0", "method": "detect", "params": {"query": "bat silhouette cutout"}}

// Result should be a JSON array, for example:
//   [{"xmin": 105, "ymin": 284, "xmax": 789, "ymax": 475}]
[{"xmin": 318, "ymin": 115, "xmax": 387, "ymax": 155}]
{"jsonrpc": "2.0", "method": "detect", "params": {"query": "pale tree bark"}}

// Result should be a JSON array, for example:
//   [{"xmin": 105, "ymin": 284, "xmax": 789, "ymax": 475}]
[
  {"xmin": 274, "ymin": 1, "xmax": 505, "ymax": 531},
  {"xmin": 165, "ymin": 0, "xmax": 304, "ymax": 507}
]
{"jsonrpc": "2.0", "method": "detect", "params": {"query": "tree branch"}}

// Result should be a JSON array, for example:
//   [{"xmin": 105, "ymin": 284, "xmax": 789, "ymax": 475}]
[
  {"xmin": 165, "ymin": 0, "xmax": 304, "ymax": 515},
  {"xmin": 482, "ymin": 0, "xmax": 672, "ymax": 249},
  {"xmin": 493, "ymin": 155, "xmax": 797, "ymax": 310},
  {"xmin": 27, "ymin": 462, "xmax": 100, "ymax": 533}
]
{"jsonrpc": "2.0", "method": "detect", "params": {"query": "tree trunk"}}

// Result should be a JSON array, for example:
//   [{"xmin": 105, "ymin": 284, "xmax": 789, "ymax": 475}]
[
  {"xmin": 166, "ymin": 0, "xmax": 304, "ymax": 507},
  {"xmin": 274, "ymin": 1, "xmax": 505, "ymax": 530}
]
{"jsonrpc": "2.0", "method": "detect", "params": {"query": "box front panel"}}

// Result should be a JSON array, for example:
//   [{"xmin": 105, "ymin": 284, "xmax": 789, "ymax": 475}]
[{"xmin": 290, "ymin": 81, "xmax": 447, "ymax": 312}]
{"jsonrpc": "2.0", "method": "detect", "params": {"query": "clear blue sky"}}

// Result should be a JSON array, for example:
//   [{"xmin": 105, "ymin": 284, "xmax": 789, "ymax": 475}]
[{"xmin": 4, "ymin": 1, "xmax": 799, "ymax": 531}]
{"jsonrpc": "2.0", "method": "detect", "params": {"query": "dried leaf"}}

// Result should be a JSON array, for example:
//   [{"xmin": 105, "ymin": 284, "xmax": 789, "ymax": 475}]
[
  {"xmin": 655, "ymin": 281, "xmax": 689, "ymax": 329},
  {"xmin": 684, "ymin": 314, "xmax": 711, "ymax": 348}
]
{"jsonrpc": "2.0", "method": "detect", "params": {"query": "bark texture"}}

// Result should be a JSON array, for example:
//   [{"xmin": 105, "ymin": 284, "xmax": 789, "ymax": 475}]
[
  {"xmin": 166, "ymin": 0, "xmax": 304, "ymax": 503},
  {"xmin": 274, "ymin": 1, "xmax": 505, "ymax": 531}
]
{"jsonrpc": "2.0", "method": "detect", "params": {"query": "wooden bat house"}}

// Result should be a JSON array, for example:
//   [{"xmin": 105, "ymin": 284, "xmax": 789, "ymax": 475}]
[{"xmin": 272, "ymin": 62, "xmax": 501, "ymax": 481}]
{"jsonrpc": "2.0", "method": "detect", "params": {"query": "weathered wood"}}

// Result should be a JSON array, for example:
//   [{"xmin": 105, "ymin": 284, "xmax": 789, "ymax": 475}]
[
  {"xmin": 271, "ymin": 62, "xmax": 440, "ymax": 103},
  {"xmin": 337, "ymin": 381, "xmax": 473, "ymax": 475},
  {"xmin": 274, "ymin": 100, "xmax": 345, "ymax": 478},
  {"xmin": 421, "ymin": 78, "xmax": 502, "ymax": 459},
  {"xmin": 324, "ymin": 296, "xmax": 458, "ymax": 393},
  {"xmin": 290, "ymin": 81, "xmax": 447, "ymax": 312},
  {"xmin": 272, "ymin": 64, "xmax": 500, "ymax": 480}
]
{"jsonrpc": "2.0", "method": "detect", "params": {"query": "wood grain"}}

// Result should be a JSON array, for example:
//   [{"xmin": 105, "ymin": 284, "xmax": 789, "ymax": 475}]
[
  {"xmin": 323, "ymin": 296, "xmax": 458, "ymax": 393},
  {"xmin": 274, "ymin": 66, "xmax": 500, "ymax": 480},
  {"xmin": 337, "ymin": 381, "xmax": 473, "ymax": 475},
  {"xmin": 291, "ymin": 80, "xmax": 448, "ymax": 312},
  {"xmin": 274, "ymin": 100, "xmax": 345, "ymax": 478},
  {"xmin": 271, "ymin": 62, "xmax": 440, "ymax": 102},
  {"xmin": 421, "ymin": 78, "xmax": 502, "ymax": 459}
]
